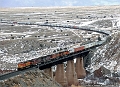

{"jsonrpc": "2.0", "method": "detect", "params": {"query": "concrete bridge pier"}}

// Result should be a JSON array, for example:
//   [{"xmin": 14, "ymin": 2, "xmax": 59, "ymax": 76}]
[
  {"xmin": 66, "ymin": 60, "xmax": 79, "ymax": 86},
  {"xmin": 55, "ymin": 63, "xmax": 68, "ymax": 87},
  {"xmin": 44, "ymin": 67, "xmax": 53, "ymax": 78},
  {"xmin": 75, "ymin": 57, "xmax": 86, "ymax": 79}
]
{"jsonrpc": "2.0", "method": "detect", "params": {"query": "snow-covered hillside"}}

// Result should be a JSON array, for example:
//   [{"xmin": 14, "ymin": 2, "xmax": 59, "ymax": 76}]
[{"xmin": 90, "ymin": 32, "xmax": 120, "ymax": 73}]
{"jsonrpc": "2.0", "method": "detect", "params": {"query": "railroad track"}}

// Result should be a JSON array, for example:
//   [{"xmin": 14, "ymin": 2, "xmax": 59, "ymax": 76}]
[
  {"xmin": 0, "ymin": 49, "xmax": 89, "ymax": 81},
  {"xmin": 0, "ymin": 22, "xmax": 111, "ymax": 81},
  {"xmin": 0, "ymin": 67, "xmax": 37, "ymax": 81}
]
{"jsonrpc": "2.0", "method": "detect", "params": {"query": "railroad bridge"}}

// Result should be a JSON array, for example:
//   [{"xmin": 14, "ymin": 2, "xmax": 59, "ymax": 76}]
[
  {"xmin": 41, "ymin": 49, "xmax": 91, "ymax": 86},
  {"xmin": 37, "ymin": 23, "xmax": 110, "ymax": 86},
  {"xmin": 0, "ymin": 23, "xmax": 111, "ymax": 87}
]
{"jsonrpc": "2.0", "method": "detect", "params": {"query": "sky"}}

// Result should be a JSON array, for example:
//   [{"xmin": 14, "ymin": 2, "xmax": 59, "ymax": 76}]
[{"xmin": 0, "ymin": 0, "xmax": 120, "ymax": 7}]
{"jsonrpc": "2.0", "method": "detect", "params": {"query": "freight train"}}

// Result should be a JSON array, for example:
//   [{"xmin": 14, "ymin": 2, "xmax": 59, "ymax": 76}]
[
  {"xmin": 17, "ymin": 36, "xmax": 110, "ymax": 70},
  {"xmin": 0, "ymin": 21, "xmax": 111, "ymax": 70}
]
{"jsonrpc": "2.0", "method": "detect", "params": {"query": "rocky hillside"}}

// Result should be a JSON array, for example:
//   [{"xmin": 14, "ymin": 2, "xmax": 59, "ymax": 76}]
[
  {"xmin": 83, "ymin": 31, "xmax": 120, "ymax": 86},
  {"xmin": 91, "ymin": 32, "xmax": 120, "ymax": 72},
  {"xmin": 0, "ymin": 70, "xmax": 62, "ymax": 87}
]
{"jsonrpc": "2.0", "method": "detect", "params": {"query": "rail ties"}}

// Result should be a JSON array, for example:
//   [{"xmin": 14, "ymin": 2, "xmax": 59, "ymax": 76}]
[
  {"xmin": 0, "ymin": 67, "xmax": 37, "ymax": 81},
  {"xmin": 0, "ymin": 71, "xmax": 20, "ymax": 81},
  {"xmin": 0, "ymin": 22, "xmax": 111, "ymax": 81}
]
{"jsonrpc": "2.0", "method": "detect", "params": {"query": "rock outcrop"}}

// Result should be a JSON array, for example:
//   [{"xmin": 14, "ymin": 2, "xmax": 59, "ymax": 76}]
[{"xmin": 0, "ymin": 70, "xmax": 62, "ymax": 87}]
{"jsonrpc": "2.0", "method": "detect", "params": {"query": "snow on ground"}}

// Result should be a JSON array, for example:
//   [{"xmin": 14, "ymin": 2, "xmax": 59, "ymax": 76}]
[
  {"xmin": 117, "ymin": 20, "xmax": 120, "ymax": 27},
  {"xmin": 90, "ymin": 31, "xmax": 120, "ymax": 73},
  {"xmin": 0, "ymin": 18, "xmax": 115, "ymax": 71},
  {"xmin": 79, "ymin": 20, "xmax": 97, "ymax": 27},
  {"xmin": 0, "ymin": 6, "xmax": 120, "ymax": 79}
]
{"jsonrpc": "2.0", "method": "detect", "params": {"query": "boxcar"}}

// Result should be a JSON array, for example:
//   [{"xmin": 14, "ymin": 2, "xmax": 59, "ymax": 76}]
[
  {"xmin": 74, "ymin": 46, "xmax": 84, "ymax": 52},
  {"xmin": 63, "ymin": 51, "xmax": 69, "ymax": 55},
  {"xmin": 31, "ymin": 58, "xmax": 41, "ymax": 66}
]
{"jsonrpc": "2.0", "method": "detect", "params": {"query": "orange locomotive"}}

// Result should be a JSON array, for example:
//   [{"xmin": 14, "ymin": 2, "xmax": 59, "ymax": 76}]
[
  {"xmin": 17, "ymin": 60, "xmax": 31, "ymax": 70},
  {"xmin": 51, "ymin": 51, "xmax": 70, "ymax": 59},
  {"xmin": 17, "ymin": 46, "xmax": 85, "ymax": 70},
  {"xmin": 18, "ymin": 62, "xmax": 26, "ymax": 70}
]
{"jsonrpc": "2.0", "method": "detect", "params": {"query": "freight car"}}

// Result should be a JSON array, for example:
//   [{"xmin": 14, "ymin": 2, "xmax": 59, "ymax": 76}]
[
  {"xmin": 17, "ymin": 35, "xmax": 110, "ymax": 71},
  {"xmin": 1, "ymin": 22, "xmax": 110, "ymax": 70},
  {"xmin": 17, "ymin": 45, "xmax": 86, "ymax": 70}
]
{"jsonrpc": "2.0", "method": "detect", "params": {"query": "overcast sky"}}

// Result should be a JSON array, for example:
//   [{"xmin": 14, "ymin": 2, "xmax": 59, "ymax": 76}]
[{"xmin": 0, "ymin": 0, "xmax": 120, "ymax": 7}]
